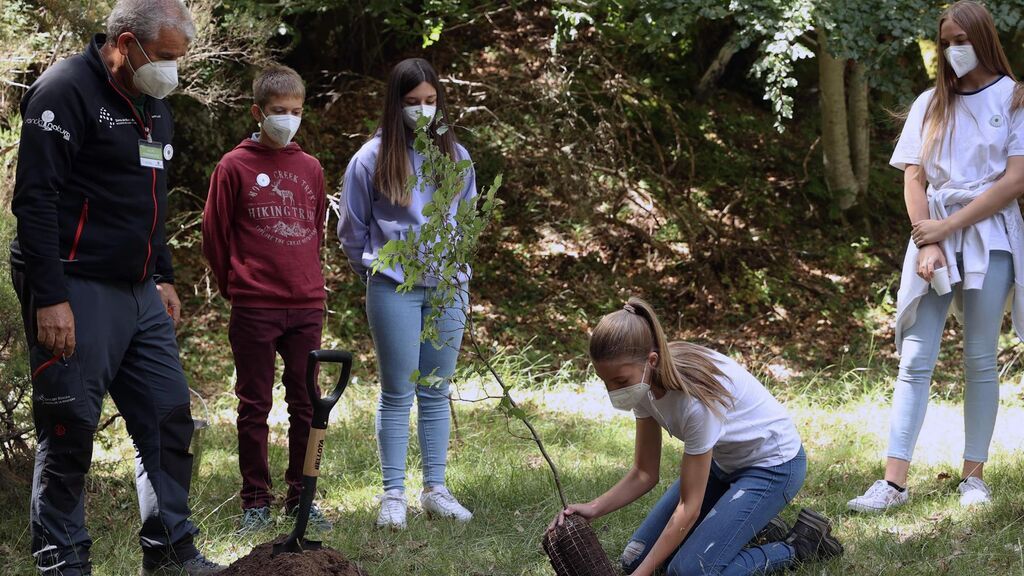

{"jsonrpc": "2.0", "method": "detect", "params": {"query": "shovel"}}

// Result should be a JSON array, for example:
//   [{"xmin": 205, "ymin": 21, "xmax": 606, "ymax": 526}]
[{"xmin": 272, "ymin": 349, "xmax": 353, "ymax": 556}]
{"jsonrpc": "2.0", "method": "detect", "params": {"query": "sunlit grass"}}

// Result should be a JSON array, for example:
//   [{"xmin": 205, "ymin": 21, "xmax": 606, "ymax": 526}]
[{"xmin": 2, "ymin": 369, "xmax": 1024, "ymax": 575}]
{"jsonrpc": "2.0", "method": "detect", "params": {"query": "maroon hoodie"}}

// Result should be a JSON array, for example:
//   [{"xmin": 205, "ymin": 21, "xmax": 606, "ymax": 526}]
[{"xmin": 202, "ymin": 137, "xmax": 326, "ymax": 309}]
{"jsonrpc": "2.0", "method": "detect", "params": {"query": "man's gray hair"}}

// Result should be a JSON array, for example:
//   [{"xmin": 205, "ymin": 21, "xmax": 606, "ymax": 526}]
[{"xmin": 106, "ymin": 0, "xmax": 196, "ymax": 43}]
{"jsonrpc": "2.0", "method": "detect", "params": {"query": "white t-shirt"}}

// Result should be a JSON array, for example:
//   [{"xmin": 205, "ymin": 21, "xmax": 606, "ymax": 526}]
[
  {"xmin": 632, "ymin": 351, "xmax": 802, "ymax": 474},
  {"xmin": 890, "ymin": 76, "xmax": 1024, "ymax": 253}
]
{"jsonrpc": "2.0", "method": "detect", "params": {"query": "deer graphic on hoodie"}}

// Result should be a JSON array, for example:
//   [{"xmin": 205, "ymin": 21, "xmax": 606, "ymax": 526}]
[{"xmin": 202, "ymin": 137, "xmax": 327, "ymax": 308}]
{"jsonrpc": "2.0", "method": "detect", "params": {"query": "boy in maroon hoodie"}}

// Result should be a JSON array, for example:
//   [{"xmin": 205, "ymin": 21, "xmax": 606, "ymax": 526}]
[{"xmin": 202, "ymin": 64, "xmax": 331, "ymax": 534}]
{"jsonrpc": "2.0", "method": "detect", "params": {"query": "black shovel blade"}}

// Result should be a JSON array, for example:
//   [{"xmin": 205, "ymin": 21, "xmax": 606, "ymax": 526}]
[{"xmin": 272, "ymin": 537, "xmax": 322, "ymax": 556}]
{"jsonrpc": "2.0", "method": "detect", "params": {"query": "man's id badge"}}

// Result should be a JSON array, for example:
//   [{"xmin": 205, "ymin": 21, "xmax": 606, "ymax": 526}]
[{"xmin": 139, "ymin": 140, "xmax": 164, "ymax": 169}]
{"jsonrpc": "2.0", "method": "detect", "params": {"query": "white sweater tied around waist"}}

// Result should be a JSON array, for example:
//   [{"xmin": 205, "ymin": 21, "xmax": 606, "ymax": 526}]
[{"xmin": 894, "ymin": 183, "xmax": 1024, "ymax": 354}]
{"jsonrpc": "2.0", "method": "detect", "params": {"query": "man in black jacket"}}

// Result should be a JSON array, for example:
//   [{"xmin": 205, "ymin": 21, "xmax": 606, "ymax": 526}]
[{"xmin": 9, "ymin": 1, "xmax": 224, "ymax": 574}]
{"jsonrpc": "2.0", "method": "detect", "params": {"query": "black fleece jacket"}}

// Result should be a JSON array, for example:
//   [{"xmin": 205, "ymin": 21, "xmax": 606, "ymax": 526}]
[{"xmin": 11, "ymin": 33, "xmax": 176, "ymax": 307}]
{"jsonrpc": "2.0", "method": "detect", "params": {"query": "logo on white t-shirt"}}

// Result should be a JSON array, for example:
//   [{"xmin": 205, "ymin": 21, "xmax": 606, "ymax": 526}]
[{"xmin": 990, "ymin": 114, "xmax": 1004, "ymax": 128}]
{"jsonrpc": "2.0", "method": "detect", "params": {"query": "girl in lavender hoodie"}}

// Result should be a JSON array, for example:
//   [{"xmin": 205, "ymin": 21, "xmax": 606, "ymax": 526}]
[{"xmin": 337, "ymin": 58, "xmax": 476, "ymax": 529}]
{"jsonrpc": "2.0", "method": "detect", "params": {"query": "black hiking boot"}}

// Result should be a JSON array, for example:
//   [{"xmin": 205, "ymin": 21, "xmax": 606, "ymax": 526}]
[
  {"xmin": 783, "ymin": 508, "xmax": 843, "ymax": 564},
  {"xmin": 750, "ymin": 514, "xmax": 790, "ymax": 546},
  {"xmin": 140, "ymin": 553, "xmax": 226, "ymax": 575}
]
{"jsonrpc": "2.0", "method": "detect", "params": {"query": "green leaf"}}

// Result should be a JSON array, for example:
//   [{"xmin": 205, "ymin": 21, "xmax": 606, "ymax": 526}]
[
  {"xmin": 497, "ymin": 396, "xmax": 512, "ymax": 415},
  {"xmin": 422, "ymin": 20, "xmax": 444, "ymax": 48},
  {"xmin": 508, "ymin": 406, "xmax": 527, "ymax": 421}
]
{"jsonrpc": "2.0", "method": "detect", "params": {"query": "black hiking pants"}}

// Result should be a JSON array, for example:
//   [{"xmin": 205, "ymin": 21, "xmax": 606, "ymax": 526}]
[{"xmin": 12, "ymin": 268, "xmax": 199, "ymax": 575}]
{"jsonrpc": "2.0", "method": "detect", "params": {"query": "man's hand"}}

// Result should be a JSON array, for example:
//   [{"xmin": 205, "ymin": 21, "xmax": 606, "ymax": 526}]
[
  {"xmin": 157, "ymin": 283, "xmax": 181, "ymax": 326},
  {"xmin": 36, "ymin": 302, "xmax": 76, "ymax": 358}
]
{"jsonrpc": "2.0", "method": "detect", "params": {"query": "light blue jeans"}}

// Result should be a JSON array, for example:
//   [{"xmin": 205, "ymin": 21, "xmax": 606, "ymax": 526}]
[
  {"xmin": 622, "ymin": 448, "xmax": 806, "ymax": 576},
  {"xmin": 366, "ymin": 276, "xmax": 467, "ymax": 492},
  {"xmin": 888, "ymin": 250, "xmax": 1012, "ymax": 463}
]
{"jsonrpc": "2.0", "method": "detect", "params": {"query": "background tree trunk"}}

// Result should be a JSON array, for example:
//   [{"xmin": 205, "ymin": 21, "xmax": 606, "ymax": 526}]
[
  {"xmin": 697, "ymin": 30, "xmax": 741, "ymax": 99},
  {"xmin": 847, "ymin": 59, "xmax": 870, "ymax": 200},
  {"xmin": 817, "ymin": 27, "xmax": 859, "ymax": 209}
]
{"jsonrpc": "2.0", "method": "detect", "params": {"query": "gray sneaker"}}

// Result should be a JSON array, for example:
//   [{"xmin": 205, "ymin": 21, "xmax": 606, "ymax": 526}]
[
  {"xmin": 376, "ymin": 489, "xmax": 408, "ymax": 529},
  {"xmin": 237, "ymin": 506, "xmax": 273, "ymax": 535},
  {"xmin": 957, "ymin": 476, "xmax": 992, "ymax": 507},
  {"xmin": 420, "ymin": 485, "xmax": 472, "ymax": 522},
  {"xmin": 140, "ymin": 553, "xmax": 226, "ymax": 575},
  {"xmin": 287, "ymin": 502, "xmax": 334, "ymax": 532},
  {"xmin": 847, "ymin": 479, "xmax": 909, "ymax": 513}
]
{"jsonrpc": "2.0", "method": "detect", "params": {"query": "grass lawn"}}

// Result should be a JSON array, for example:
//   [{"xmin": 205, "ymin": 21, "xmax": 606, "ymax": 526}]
[{"xmin": 2, "ymin": 372, "xmax": 1024, "ymax": 576}]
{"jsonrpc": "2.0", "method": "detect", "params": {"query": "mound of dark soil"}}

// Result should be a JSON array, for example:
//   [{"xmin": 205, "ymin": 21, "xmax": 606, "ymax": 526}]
[{"xmin": 221, "ymin": 537, "xmax": 367, "ymax": 576}]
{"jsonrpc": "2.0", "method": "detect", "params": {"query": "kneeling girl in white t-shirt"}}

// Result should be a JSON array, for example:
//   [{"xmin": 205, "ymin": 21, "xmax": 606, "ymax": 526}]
[{"xmin": 548, "ymin": 297, "xmax": 841, "ymax": 576}]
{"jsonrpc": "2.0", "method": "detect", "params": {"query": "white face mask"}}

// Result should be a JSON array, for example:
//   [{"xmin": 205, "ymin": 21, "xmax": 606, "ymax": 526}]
[
  {"xmin": 128, "ymin": 38, "xmax": 178, "ymax": 99},
  {"xmin": 261, "ymin": 112, "xmax": 302, "ymax": 146},
  {"xmin": 403, "ymin": 104, "xmax": 437, "ymax": 130},
  {"xmin": 945, "ymin": 45, "xmax": 979, "ymax": 79},
  {"xmin": 608, "ymin": 363, "xmax": 651, "ymax": 412}
]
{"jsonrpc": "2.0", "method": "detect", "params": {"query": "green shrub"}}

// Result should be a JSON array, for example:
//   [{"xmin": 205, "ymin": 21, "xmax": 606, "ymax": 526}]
[{"xmin": 0, "ymin": 209, "xmax": 31, "ymax": 469}]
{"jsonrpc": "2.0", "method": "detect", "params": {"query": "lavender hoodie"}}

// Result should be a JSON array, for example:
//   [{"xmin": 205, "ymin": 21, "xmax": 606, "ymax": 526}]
[{"xmin": 337, "ymin": 134, "xmax": 477, "ymax": 286}]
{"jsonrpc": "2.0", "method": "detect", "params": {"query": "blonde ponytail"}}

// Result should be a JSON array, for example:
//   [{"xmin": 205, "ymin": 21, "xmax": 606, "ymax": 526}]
[{"xmin": 590, "ymin": 297, "xmax": 732, "ymax": 414}]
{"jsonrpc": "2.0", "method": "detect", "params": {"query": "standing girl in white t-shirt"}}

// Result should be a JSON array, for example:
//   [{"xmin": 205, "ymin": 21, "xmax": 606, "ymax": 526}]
[
  {"xmin": 548, "ymin": 297, "xmax": 841, "ymax": 576},
  {"xmin": 848, "ymin": 0, "xmax": 1024, "ymax": 514}
]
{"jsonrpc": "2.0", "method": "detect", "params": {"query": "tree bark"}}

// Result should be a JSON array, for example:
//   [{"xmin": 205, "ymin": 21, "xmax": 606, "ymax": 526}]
[
  {"xmin": 847, "ymin": 59, "xmax": 870, "ymax": 199},
  {"xmin": 816, "ymin": 28, "xmax": 859, "ymax": 210},
  {"xmin": 696, "ymin": 30, "xmax": 741, "ymax": 99}
]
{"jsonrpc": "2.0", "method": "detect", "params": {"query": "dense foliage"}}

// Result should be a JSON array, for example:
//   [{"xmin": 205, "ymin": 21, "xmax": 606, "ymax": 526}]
[{"xmin": 5, "ymin": 0, "xmax": 1024, "ymax": 471}]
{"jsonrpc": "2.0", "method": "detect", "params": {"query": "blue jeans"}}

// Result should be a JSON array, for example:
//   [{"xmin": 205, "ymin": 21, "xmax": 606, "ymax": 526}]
[
  {"xmin": 888, "ymin": 251, "xmax": 1012, "ymax": 463},
  {"xmin": 366, "ymin": 276, "xmax": 467, "ymax": 491},
  {"xmin": 622, "ymin": 447, "xmax": 806, "ymax": 576}
]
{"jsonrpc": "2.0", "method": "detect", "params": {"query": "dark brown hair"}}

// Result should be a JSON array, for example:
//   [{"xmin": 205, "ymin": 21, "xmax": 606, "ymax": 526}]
[{"xmin": 374, "ymin": 58, "xmax": 458, "ymax": 207}]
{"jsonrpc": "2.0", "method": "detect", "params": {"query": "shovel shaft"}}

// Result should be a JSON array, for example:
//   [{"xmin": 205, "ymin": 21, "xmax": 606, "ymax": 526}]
[{"xmin": 303, "ymin": 427, "xmax": 326, "ymax": 477}]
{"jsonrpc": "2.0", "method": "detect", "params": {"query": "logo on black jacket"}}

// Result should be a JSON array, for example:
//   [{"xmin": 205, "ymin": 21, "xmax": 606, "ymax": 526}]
[
  {"xmin": 26, "ymin": 110, "xmax": 71, "ymax": 141},
  {"xmin": 98, "ymin": 107, "xmax": 136, "ymax": 129}
]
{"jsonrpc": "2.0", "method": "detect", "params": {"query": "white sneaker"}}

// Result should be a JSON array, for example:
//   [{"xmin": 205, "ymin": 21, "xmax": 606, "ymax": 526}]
[
  {"xmin": 847, "ymin": 479, "xmax": 909, "ymax": 513},
  {"xmin": 957, "ymin": 477, "xmax": 992, "ymax": 507},
  {"xmin": 420, "ymin": 486, "xmax": 472, "ymax": 522},
  {"xmin": 376, "ymin": 489, "xmax": 408, "ymax": 529}
]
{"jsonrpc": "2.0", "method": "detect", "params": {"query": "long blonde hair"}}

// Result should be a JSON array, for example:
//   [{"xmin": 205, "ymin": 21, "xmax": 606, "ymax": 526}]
[
  {"xmin": 921, "ymin": 1, "xmax": 1022, "ymax": 164},
  {"xmin": 589, "ymin": 296, "xmax": 733, "ymax": 413}
]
